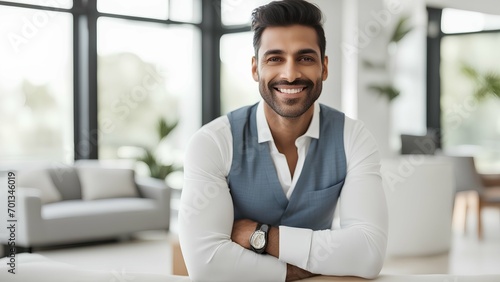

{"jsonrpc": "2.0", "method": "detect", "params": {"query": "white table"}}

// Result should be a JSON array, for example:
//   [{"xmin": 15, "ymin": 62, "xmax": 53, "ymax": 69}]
[{"xmin": 1, "ymin": 254, "xmax": 499, "ymax": 282}]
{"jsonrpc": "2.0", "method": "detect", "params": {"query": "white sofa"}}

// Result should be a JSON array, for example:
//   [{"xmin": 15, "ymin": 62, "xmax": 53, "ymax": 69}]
[{"xmin": 0, "ymin": 161, "xmax": 170, "ymax": 252}]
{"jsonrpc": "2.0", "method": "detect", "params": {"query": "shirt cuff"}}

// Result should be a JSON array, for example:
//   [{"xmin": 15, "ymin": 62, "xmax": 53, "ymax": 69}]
[{"xmin": 279, "ymin": 225, "xmax": 313, "ymax": 269}]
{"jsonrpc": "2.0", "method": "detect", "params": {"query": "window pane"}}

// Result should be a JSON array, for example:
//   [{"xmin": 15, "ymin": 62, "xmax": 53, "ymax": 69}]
[
  {"xmin": 221, "ymin": 0, "xmax": 270, "ymax": 26},
  {"xmin": 441, "ymin": 33, "xmax": 500, "ymax": 173},
  {"xmin": 220, "ymin": 32, "xmax": 260, "ymax": 113},
  {"xmin": 0, "ymin": 0, "xmax": 72, "ymax": 9},
  {"xmin": 0, "ymin": 6, "xmax": 73, "ymax": 163},
  {"xmin": 97, "ymin": 18, "xmax": 201, "ymax": 168},
  {"xmin": 97, "ymin": 0, "xmax": 168, "ymax": 20},
  {"xmin": 169, "ymin": 0, "xmax": 201, "ymax": 23},
  {"xmin": 442, "ymin": 8, "xmax": 500, "ymax": 34}
]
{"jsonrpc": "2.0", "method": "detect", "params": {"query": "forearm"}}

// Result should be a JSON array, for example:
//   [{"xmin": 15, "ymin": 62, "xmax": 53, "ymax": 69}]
[
  {"xmin": 180, "ymin": 180, "xmax": 286, "ymax": 281},
  {"xmin": 231, "ymin": 220, "xmax": 315, "ymax": 281},
  {"xmin": 268, "ymin": 228, "xmax": 316, "ymax": 281},
  {"xmin": 292, "ymin": 224, "xmax": 386, "ymax": 278},
  {"xmin": 181, "ymin": 129, "xmax": 289, "ymax": 281},
  {"xmin": 286, "ymin": 264, "xmax": 317, "ymax": 282},
  {"xmin": 266, "ymin": 225, "xmax": 279, "ymax": 257},
  {"xmin": 278, "ymin": 173, "xmax": 388, "ymax": 278}
]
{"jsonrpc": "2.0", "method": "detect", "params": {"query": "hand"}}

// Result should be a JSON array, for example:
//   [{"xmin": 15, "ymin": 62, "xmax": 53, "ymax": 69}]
[
  {"xmin": 286, "ymin": 264, "xmax": 317, "ymax": 281},
  {"xmin": 231, "ymin": 219, "xmax": 258, "ymax": 249}
]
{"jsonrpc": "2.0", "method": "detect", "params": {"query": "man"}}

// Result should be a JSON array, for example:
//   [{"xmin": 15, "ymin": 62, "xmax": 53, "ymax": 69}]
[{"xmin": 179, "ymin": 0, "xmax": 388, "ymax": 281}]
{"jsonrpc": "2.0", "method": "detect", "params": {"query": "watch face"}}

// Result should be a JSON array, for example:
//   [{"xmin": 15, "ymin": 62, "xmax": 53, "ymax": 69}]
[{"xmin": 250, "ymin": 230, "xmax": 266, "ymax": 249}]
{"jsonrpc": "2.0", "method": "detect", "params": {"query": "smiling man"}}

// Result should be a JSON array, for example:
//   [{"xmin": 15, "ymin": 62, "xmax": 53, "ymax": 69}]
[{"xmin": 179, "ymin": 1, "xmax": 388, "ymax": 281}]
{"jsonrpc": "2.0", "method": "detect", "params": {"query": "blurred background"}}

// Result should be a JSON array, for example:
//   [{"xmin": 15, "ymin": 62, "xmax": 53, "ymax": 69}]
[
  {"xmin": 0, "ymin": 0, "xmax": 500, "ymax": 276},
  {"xmin": 0, "ymin": 0, "xmax": 499, "ymax": 173}
]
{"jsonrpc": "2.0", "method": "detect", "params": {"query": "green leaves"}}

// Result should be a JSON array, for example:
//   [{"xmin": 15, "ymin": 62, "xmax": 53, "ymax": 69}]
[
  {"xmin": 364, "ymin": 16, "xmax": 412, "ymax": 102},
  {"xmin": 461, "ymin": 64, "xmax": 478, "ymax": 79},
  {"xmin": 462, "ymin": 63, "xmax": 500, "ymax": 100},
  {"xmin": 390, "ymin": 16, "xmax": 413, "ymax": 44},
  {"xmin": 158, "ymin": 118, "xmax": 178, "ymax": 140},
  {"xmin": 362, "ymin": 59, "xmax": 386, "ymax": 70},
  {"xmin": 137, "ymin": 118, "xmax": 179, "ymax": 180},
  {"xmin": 138, "ymin": 148, "xmax": 173, "ymax": 180},
  {"xmin": 368, "ymin": 84, "xmax": 400, "ymax": 101}
]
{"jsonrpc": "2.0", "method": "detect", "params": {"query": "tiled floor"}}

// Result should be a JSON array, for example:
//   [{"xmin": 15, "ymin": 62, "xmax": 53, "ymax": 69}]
[{"xmin": 36, "ymin": 207, "xmax": 500, "ymax": 276}]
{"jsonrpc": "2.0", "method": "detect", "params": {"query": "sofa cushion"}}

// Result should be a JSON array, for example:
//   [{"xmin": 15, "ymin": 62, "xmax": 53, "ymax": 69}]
[
  {"xmin": 42, "ymin": 198, "xmax": 156, "ymax": 219},
  {"xmin": 37, "ymin": 198, "xmax": 168, "ymax": 246},
  {"xmin": 48, "ymin": 165, "xmax": 82, "ymax": 200},
  {"xmin": 76, "ymin": 167, "xmax": 139, "ymax": 200},
  {"xmin": 17, "ymin": 169, "xmax": 62, "ymax": 204}
]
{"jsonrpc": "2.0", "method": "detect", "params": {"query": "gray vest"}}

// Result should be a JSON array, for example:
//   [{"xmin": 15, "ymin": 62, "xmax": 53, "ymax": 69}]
[{"xmin": 227, "ymin": 103, "xmax": 347, "ymax": 230}]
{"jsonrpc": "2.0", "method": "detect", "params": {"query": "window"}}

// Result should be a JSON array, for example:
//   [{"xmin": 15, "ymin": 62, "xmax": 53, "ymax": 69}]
[
  {"xmin": 0, "ymin": 0, "xmax": 202, "ymax": 167},
  {"xmin": 97, "ymin": 0, "xmax": 169, "ymax": 19},
  {"xmin": 0, "ymin": 0, "xmax": 72, "ymax": 9},
  {"xmin": 97, "ymin": 17, "xmax": 201, "ymax": 164},
  {"xmin": 169, "ymin": 0, "xmax": 201, "ymax": 23},
  {"xmin": 220, "ymin": 0, "xmax": 269, "ymax": 26},
  {"xmin": 441, "ymin": 8, "xmax": 500, "ymax": 34},
  {"xmin": 219, "ymin": 1, "xmax": 271, "ymax": 113},
  {"xmin": 0, "ymin": 5, "xmax": 73, "ymax": 162},
  {"xmin": 441, "ymin": 32, "xmax": 500, "ymax": 173},
  {"xmin": 220, "ymin": 32, "xmax": 259, "ymax": 113},
  {"xmin": 97, "ymin": 0, "xmax": 201, "ymax": 22}
]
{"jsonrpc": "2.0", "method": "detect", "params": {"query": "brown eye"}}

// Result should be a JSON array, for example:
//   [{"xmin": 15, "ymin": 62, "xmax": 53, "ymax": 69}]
[
  {"xmin": 267, "ymin": 57, "xmax": 282, "ymax": 63},
  {"xmin": 299, "ymin": 56, "xmax": 314, "ymax": 62}
]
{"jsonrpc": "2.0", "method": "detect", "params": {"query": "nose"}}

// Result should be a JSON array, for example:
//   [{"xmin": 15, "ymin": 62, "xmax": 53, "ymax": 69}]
[{"xmin": 280, "ymin": 60, "xmax": 301, "ymax": 82}]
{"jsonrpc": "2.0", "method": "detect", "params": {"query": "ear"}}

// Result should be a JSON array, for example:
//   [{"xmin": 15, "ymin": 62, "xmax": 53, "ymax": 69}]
[
  {"xmin": 322, "ymin": 56, "xmax": 328, "ymax": 81},
  {"xmin": 252, "ymin": 56, "xmax": 259, "ymax": 82}
]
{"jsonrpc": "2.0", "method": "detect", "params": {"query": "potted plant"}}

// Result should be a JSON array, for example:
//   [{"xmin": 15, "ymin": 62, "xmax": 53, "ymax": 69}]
[
  {"xmin": 137, "ymin": 118, "xmax": 180, "ymax": 180},
  {"xmin": 364, "ymin": 16, "xmax": 413, "ymax": 101}
]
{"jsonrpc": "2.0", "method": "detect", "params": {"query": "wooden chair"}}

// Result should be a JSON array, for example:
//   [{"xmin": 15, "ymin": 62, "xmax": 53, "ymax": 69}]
[{"xmin": 448, "ymin": 156, "xmax": 500, "ymax": 239}]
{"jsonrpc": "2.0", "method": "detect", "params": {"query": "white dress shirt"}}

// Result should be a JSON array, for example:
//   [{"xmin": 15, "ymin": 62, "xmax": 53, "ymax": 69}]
[{"xmin": 179, "ymin": 101, "xmax": 388, "ymax": 281}]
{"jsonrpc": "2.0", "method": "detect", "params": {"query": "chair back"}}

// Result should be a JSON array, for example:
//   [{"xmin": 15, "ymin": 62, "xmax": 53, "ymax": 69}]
[
  {"xmin": 381, "ymin": 156, "xmax": 454, "ymax": 257},
  {"xmin": 400, "ymin": 134, "xmax": 438, "ymax": 155},
  {"xmin": 446, "ymin": 156, "xmax": 484, "ymax": 193}
]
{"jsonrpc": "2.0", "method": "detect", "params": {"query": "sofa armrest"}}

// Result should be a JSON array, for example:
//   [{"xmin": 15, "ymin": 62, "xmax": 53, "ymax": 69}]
[
  {"xmin": 136, "ymin": 177, "xmax": 171, "ymax": 210},
  {"xmin": 6, "ymin": 188, "xmax": 44, "ymax": 247}
]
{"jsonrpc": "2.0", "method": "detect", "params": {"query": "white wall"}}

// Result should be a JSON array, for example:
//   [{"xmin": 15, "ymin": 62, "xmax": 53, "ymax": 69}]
[
  {"xmin": 312, "ymin": 0, "xmax": 343, "ymax": 110},
  {"xmin": 355, "ymin": 0, "xmax": 395, "ymax": 157},
  {"xmin": 390, "ymin": 0, "xmax": 428, "ymax": 144},
  {"xmin": 313, "ymin": 0, "xmax": 396, "ymax": 157}
]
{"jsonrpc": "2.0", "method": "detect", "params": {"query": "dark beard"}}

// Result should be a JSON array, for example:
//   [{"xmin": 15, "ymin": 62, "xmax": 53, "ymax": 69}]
[{"xmin": 260, "ymin": 78, "xmax": 322, "ymax": 118}]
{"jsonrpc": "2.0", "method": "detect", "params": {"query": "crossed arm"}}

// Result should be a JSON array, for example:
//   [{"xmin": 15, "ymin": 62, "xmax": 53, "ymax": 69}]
[
  {"xmin": 179, "ymin": 119, "xmax": 388, "ymax": 282},
  {"xmin": 231, "ymin": 219, "xmax": 316, "ymax": 281}
]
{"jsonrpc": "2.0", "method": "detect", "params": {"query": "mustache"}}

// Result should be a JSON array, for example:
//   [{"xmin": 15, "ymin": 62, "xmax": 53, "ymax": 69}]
[{"xmin": 269, "ymin": 79, "xmax": 314, "ymax": 88}]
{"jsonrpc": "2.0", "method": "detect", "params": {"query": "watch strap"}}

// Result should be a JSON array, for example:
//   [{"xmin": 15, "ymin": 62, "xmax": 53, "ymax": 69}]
[{"xmin": 260, "ymin": 223, "xmax": 269, "ymax": 233}]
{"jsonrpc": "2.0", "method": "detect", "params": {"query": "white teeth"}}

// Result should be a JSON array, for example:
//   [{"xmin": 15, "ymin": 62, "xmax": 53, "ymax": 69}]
[{"xmin": 278, "ymin": 88, "xmax": 303, "ymax": 94}]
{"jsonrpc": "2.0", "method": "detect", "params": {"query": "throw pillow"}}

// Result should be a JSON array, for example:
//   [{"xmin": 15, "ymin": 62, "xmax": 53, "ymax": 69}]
[
  {"xmin": 17, "ymin": 169, "xmax": 62, "ymax": 204},
  {"xmin": 77, "ymin": 167, "xmax": 139, "ymax": 201}
]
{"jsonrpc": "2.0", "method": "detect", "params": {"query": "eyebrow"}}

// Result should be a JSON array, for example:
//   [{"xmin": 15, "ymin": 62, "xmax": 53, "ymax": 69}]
[
  {"xmin": 297, "ymin": 48, "xmax": 319, "ymax": 56},
  {"xmin": 262, "ymin": 48, "xmax": 319, "ymax": 58}
]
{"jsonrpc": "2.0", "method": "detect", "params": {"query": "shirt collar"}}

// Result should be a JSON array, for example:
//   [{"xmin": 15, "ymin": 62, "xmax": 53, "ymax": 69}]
[{"xmin": 256, "ymin": 100, "xmax": 320, "ymax": 144}]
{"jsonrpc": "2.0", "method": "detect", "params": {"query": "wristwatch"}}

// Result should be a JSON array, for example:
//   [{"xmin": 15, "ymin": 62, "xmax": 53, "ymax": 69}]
[{"xmin": 249, "ymin": 223, "xmax": 269, "ymax": 254}]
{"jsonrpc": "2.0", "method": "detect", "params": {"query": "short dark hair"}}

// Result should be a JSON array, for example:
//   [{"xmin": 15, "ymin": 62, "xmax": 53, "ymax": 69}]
[{"xmin": 251, "ymin": 0, "xmax": 326, "ymax": 59}]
